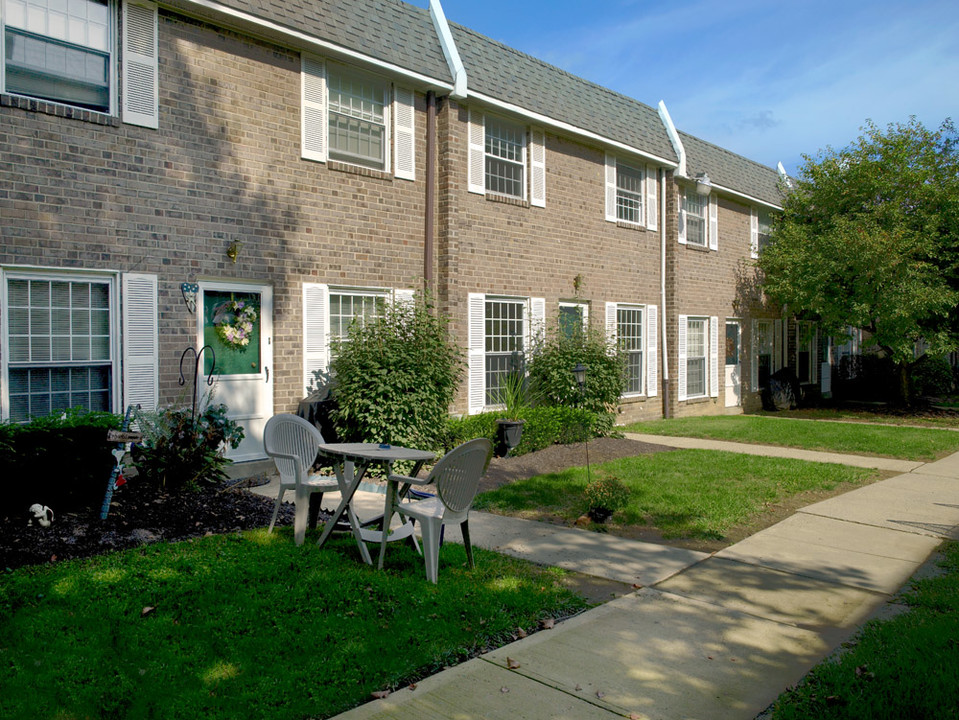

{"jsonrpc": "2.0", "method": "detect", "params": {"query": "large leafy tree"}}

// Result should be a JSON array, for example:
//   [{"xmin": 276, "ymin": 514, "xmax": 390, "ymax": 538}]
[{"xmin": 758, "ymin": 118, "xmax": 959, "ymax": 400}]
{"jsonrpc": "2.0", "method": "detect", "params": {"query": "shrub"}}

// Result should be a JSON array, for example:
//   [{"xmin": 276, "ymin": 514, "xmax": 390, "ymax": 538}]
[
  {"xmin": 584, "ymin": 475, "xmax": 631, "ymax": 523},
  {"xmin": 330, "ymin": 294, "xmax": 463, "ymax": 450},
  {"xmin": 132, "ymin": 401, "xmax": 243, "ymax": 492},
  {"xmin": 527, "ymin": 322, "xmax": 627, "ymax": 415},
  {"xmin": 911, "ymin": 355, "xmax": 954, "ymax": 397},
  {"xmin": 0, "ymin": 409, "xmax": 121, "ymax": 516}
]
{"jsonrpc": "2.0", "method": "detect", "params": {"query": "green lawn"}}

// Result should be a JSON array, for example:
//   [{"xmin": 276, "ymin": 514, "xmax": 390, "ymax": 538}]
[
  {"xmin": 622, "ymin": 415, "xmax": 959, "ymax": 461},
  {"xmin": 770, "ymin": 541, "xmax": 959, "ymax": 719},
  {"xmin": 0, "ymin": 531, "xmax": 585, "ymax": 720},
  {"xmin": 474, "ymin": 449, "xmax": 876, "ymax": 540}
]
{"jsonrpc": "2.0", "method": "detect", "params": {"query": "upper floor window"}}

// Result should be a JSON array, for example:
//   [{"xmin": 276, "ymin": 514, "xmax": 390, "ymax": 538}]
[
  {"xmin": 683, "ymin": 190, "xmax": 708, "ymax": 247},
  {"xmin": 2, "ymin": 0, "xmax": 112, "ymax": 112},
  {"xmin": 605, "ymin": 154, "xmax": 658, "ymax": 230},
  {"xmin": 327, "ymin": 67, "xmax": 388, "ymax": 171},
  {"xmin": 757, "ymin": 209, "xmax": 772, "ymax": 251},
  {"xmin": 615, "ymin": 161, "xmax": 644, "ymax": 224},
  {"xmin": 484, "ymin": 116, "xmax": 525, "ymax": 198}
]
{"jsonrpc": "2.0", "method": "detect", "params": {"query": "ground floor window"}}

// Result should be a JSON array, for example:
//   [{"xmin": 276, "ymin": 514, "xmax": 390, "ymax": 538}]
[
  {"xmin": 755, "ymin": 319, "xmax": 773, "ymax": 388},
  {"xmin": 558, "ymin": 301, "xmax": 588, "ymax": 340},
  {"xmin": 4, "ymin": 273, "xmax": 115, "ymax": 422},
  {"xmin": 686, "ymin": 317, "xmax": 707, "ymax": 397},
  {"xmin": 617, "ymin": 305, "xmax": 644, "ymax": 395},
  {"xmin": 485, "ymin": 297, "xmax": 525, "ymax": 406}
]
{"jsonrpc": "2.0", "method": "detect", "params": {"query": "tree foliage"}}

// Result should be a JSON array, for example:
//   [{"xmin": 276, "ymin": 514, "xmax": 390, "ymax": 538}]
[
  {"xmin": 330, "ymin": 295, "xmax": 463, "ymax": 450},
  {"xmin": 758, "ymin": 118, "xmax": 959, "ymax": 376}
]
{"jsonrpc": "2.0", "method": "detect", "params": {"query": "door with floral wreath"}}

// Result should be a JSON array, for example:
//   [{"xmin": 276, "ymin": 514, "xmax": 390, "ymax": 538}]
[{"xmin": 197, "ymin": 282, "xmax": 273, "ymax": 461}]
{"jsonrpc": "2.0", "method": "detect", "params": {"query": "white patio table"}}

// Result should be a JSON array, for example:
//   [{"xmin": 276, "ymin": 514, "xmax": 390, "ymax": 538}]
[{"xmin": 316, "ymin": 443, "xmax": 435, "ymax": 566}]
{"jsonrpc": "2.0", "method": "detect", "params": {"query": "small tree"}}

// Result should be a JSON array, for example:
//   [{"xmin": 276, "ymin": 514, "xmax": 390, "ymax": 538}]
[
  {"xmin": 330, "ymin": 295, "xmax": 463, "ymax": 450},
  {"xmin": 759, "ymin": 118, "xmax": 959, "ymax": 403},
  {"xmin": 527, "ymin": 321, "xmax": 627, "ymax": 414}
]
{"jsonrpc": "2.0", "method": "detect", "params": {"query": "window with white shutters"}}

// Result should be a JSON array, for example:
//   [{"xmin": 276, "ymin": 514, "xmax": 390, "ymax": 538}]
[
  {"xmin": 327, "ymin": 65, "xmax": 389, "ymax": 171},
  {"xmin": 3, "ymin": 271, "xmax": 119, "ymax": 421},
  {"xmin": 485, "ymin": 116, "xmax": 526, "ymax": 199},
  {"xmin": 686, "ymin": 317, "xmax": 707, "ymax": 398}
]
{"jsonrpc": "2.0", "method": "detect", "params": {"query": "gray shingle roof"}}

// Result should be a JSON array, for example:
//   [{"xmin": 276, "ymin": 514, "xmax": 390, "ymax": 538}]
[
  {"xmin": 212, "ymin": 0, "xmax": 452, "ymax": 84},
  {"xmin": 680, "ymin": 131, "xmax": 783, "ymax": 208},
  {"xmin": 449, "ymin": 23, "xmax": 677, "ymax": 165}
]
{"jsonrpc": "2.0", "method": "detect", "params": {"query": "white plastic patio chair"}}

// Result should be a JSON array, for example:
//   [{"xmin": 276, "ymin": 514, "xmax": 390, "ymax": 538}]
[
  {"xmin": 263, "ymin": 413, "xmax": 339, "ymax": 546},
  {"xmin": 390, "ymin": 438, "xmax": 493, "ymax": 583}
]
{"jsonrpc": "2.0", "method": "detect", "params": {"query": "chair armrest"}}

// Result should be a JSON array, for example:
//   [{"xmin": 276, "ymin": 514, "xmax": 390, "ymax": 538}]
[{"xmin": 388, "ymin": 473, "xmax": 432, "ymax": 486}]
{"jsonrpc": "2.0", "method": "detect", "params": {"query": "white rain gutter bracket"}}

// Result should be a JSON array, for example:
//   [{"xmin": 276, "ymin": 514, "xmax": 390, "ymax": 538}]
[
  {"xmin": 658, "ymin": 100, "xmax": 686, "ymax": 178},
  {"xmin": 430, "ymin": 0, "xmax": 467, "ymax": 99}
]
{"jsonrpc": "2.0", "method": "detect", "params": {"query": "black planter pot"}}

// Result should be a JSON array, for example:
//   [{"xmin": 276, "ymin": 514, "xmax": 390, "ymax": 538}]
[
  {"xmin": 495, "ymin": 419, "xmax": 525, "ymax": 457},
  {"xmin": 587, "ymin": 507, "xmax": 613, "ymax": 524}
]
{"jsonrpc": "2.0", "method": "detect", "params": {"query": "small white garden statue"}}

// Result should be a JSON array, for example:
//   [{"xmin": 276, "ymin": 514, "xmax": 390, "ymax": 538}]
[{"xmin": 28, "ymin": 504, "xmax": 54, "ymax": 528}]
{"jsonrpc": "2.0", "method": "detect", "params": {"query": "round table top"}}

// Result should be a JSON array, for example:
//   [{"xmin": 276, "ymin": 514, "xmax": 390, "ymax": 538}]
[{"xmin": 317, "ymin": 442, "xmax": 435, "ymax": 463}]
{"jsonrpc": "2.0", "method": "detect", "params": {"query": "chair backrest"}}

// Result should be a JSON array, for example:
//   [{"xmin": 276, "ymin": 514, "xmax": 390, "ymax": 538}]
[
  {"xmin": 432, "ymin": 438, "xmax": 493, "ymax": 514},
  {"xmin": 263, "ymin": 414, "xmax": 324, "ymax": 483}
]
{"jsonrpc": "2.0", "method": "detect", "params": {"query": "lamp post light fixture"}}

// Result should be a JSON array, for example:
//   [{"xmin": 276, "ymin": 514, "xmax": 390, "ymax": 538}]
[{"xmin": 572, "ymin": 362, "xmax": 591, "ymax": 484}]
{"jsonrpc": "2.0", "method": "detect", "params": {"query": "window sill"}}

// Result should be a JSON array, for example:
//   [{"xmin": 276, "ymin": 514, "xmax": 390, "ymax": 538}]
[
  {"xmin": 683, "ymin": 395, "xmax": 712, "ymax": 404},
  {"xmin": 328, "ymin": 160, "xmax": 392, "ymax": 182},
  {"xmin": 485, "ymin": 193, "xmax": 529, "ymax": 209},
  {"xmin": 684, "ymin": 242, "xmax": 711, "ymax": 253},
  {"xmin": 615, "ymin": 220, "xmax": 647, "ymax": 232},
  {"xmin": 1, "ymin": 93, "xmax": 119, "ymax": 127},
  {"xmin": 620, "ymin": 393, "xmax": 647, "ymax": 403}
]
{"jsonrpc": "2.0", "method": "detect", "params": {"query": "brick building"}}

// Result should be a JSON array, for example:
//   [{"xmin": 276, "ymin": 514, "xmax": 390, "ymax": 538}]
[{"xmin": 0, "ymin": 0, "xmax": 824, "ymax": 461}]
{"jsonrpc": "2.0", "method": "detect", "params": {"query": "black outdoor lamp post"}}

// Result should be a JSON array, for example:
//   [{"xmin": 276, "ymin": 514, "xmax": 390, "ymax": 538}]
[{"xmin": 572, "ymin": 363, "xmax": 591, "ymax": 483}]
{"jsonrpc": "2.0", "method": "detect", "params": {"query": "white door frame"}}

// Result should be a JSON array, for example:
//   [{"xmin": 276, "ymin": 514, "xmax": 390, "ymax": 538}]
[
  {"xmin": 725, "ymin": 319, "xmax": 742, "ymax": 408},
  {"xmin": 197, "ymin": 281, "xmax": 273, "ymax": 462}
]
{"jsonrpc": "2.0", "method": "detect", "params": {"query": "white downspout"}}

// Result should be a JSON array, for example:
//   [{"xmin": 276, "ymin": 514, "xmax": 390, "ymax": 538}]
[
  {"xmin": 658, "ymin": 100, "xmax": 686, "ymax": 179},
  {"xmin": 429, "ymin": 0, "xmax": 467, "ymax": 99},
  {"xmin": 660, "ymin": 167, "xmax": 670, "ymax": 417}
]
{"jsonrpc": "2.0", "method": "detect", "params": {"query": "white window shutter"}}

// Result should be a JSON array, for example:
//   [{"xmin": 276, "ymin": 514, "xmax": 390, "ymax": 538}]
[
  {"xmin": 529, "ymin": 128, "xmax": 546, "ymax": 207},
  {"xmin": 604, "ymin": 154, "xmax": 617, "ymax": 222},
  {"xmin": 677, "ymin": 315, "xmax": 688, "ymax": 401},
  {"xmin": 677, "ymin": 193, "xmax": 687, "ymax": 245},
  {"xmin": 645, "ymin": 166, "xmax": 658, "ymax": 231},
  {"xmin": 122, "ymin": 273, "xmax": 158, "ymax": 412},
  {"xmin": 708, "ymin": 196, "xmax": 719, "ymax": 251},
  {"xmin": 529, "ymin": 297, "xmax": 546, "ymax": 349},
  {"xmin": 303, "ymin": 283, "xmax": 329, "ymax": 394},
  {"xmin": 468, "ymin": 293, "xmax": 486, "ymax": 414},
  {"xmin": 774, "ymin": 319, "xmax": 784, "ymax": 371},
  {"xmin": 750, "ymin": 208, "xmax": 759, "ymax": 259},
  {"xmin": 751, "ymin": 319, "xmax": 759, "ymax": 391},
  {"xmin": 646, "ymin": 304, "xmax": 658, "ymax": 397},
  {"xmin": 467, "ymin": 110, "xmax": 486, "ymax": 195},
  {"xmin": 393, "ymin": 86, "xmax": 416, "ymax": 181},
  {"xmin": 301, "ymin": 55, "xmax": 327, "ymax": 162},
  {"xmin": 709, "ymin": 316, "xmax": 719, "ymax": 398},
  {"xmin": 121, "ymin": 0, "xmax": 158, "ymax": 129},
  {"xmin": 605, "ymin": 302, "xmax": 618, "ymax": 344}
]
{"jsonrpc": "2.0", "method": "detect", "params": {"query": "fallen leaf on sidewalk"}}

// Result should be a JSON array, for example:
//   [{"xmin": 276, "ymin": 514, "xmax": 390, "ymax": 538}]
[
  {"xmin": 516, "ymin": 627, "xmax": 527, "ymax": 638},
  {"xmin": 500, "ymin": 687, "xmax": 510, "ymax": 694},
  {"xmin": 507, "ymin": 657, "xmax": 521, "ymax": 670},
  {"xmin": 408, "ymin": 683, "xmax": 417, "ymax": 691},
  {"xmin": 371, "ymin": 690, "xmax": 390, "ymax": 700},
  {"xmin": 596, "ymin": 691, "xmax": 606, "ymax": 699},
  {"xmin": 541, "ymin": 618, "xmax": 555, "ymax": 629},
  {"xmin": 574, "ymin": 684, "xmax": 583, "ymax": 692}
]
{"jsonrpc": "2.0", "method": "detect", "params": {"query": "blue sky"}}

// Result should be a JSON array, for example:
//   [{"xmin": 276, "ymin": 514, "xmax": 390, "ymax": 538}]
[{"xmin": 419, "ymin": 0, "xmax": 959, "ymax": 176}]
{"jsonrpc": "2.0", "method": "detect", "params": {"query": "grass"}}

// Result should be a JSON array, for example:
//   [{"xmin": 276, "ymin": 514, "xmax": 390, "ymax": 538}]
[
  {"xmin": 774, "ymin": 406, "xmax": 959, "ymax": 428},
  {"xmin": 622, "ymin": 415, "xmax": 959, "ymax": 461},
  {"xmin": 0, "ymin": 530, "xmax": 586, "ymax": 720},
  {"xmin": 474, "ymin": 449, "xmax": 876, "ymax": 540},
  {"xmin": 769, "ymin": 541, "xmax": 959, "ymax": 719}
]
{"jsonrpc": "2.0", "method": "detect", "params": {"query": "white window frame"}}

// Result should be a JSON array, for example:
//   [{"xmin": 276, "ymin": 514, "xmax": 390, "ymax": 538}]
[
  {"xmin": 605, "ymin": 302, "xmax": 657, "ymax": 399},
  {"xmin": 614, "ymin": 159, "xmax": 644, "ymax": 226},
  {"xmin": 1, "ymin": 0, "xmax": 119, "ymax": 114},
  {"xmin": 484, "ymin": 114, "xmax": 527, "ymax": 200},
  {"xmin": 685, "ymin": 316, "xmax": 708, "ymax": 399},
  {"xmin": 683, "ymin": 190, "xmax": 708, "ymax": 248},
  {"xmin": 1, "ymin": 267, "xmax": 122, "ymax": 421},
  {"xmin": 483, "ymin": 296, "xmax": 527, "ymax": 407},
  {"xmin": 616, "ymin": 305, "xmax": 645, "ymax": 396},
  {"xmin": 326, "ymin": 62, "xmax": 391, "ymax": 172}
]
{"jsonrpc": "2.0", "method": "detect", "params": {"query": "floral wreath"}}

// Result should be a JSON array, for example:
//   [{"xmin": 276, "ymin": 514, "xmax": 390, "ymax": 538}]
[{"xmin": 213, "ymin": 299, "xmax": 258, "ymax": 350}]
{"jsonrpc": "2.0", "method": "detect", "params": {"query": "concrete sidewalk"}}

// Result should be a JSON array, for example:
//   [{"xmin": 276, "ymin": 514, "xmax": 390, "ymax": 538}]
[{"xmin": 270, "ymin": 439, "xmax": 959, "ymax": 720}]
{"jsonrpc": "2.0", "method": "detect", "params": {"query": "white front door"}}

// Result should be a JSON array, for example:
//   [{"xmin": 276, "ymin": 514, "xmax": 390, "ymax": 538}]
[
  {"xmin": 198, "ymin": 282, "xmax": 273, "ymax": 461},
  {"xmin": 725, "ymin": 320, "xmax": 742, "ymax": 408}
]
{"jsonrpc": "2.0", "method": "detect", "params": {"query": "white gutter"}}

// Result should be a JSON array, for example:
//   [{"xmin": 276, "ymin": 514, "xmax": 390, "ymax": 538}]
[
  {"xmin": 429, "ymin": 0, "xmax": 467, "ymax": 99},
  {"xmin": 471, "ymin": 91, "xmax": 677, "ymax": 168},
  {"xmin": 659, "ymin": 167, "xmax": 670, "ymax": 416},
  {"xmin": 658, "ymin": 100, "xmax": 686, "ymax": 178},
  {"xmin": 708, "ymin": 182, "xmax": 783, "ymax": 211},
  {"xmin": 162, "ymin": 0, "xmax": 454, "ymax": 91}
]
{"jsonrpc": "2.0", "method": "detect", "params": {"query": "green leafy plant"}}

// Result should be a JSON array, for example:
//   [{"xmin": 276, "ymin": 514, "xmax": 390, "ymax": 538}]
[
  {"xmin": 330, "ymin": 293, "xmax": 463, "ymax": 450},
  {"xmin": 584, "ymin": 475, "xmax": 631, "ymax": 523},
  {"xmin": 527, "ymin": 321, "xmax": 627, "ymax": 415},
  {"xmin": 910, "ymin": 355, "xmax": 954, "ymax": 397},
  {"xmin": 497, "ymin": 369, "xmax": 535, "ymax": 419},
  {"xmin": 132, "ymin": 398, "xmax": 243, "ymax": 492}
]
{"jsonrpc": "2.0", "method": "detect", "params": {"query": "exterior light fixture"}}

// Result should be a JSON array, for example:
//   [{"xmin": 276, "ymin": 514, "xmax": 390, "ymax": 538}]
[
  {"xmin": 226, "ymin": 241, "xmax": 241, "ymax": 263},
  {"xmin": 695, "ymin": 172, "xmax": 712, "ymax": 196},
  {"xmin": 573, "ymin": 362, "xmax": 587, "ymax": 389}
]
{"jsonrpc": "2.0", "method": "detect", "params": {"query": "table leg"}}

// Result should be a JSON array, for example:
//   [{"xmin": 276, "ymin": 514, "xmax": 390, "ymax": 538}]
[
  {"xmin": 316, "ymin": 460, "xmax": 373, "ymax": 565},
  {"xmin": 376, "ymin": 459, "xmax": 429, "ymax": 570}
]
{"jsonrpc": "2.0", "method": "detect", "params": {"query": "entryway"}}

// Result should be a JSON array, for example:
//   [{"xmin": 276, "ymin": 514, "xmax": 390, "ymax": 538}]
[
  {"xmin": 725, "ymin": 320, "xmax": 742, "ymax": 408},
  {"xmin": 197, "ymin": 282, "xmax": 273, "ymax": 461}
]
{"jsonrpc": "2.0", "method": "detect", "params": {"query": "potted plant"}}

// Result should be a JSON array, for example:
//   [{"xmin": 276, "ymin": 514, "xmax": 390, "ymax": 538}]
[
  {"xmin": 584, "ymin": 476, "xmax": 631, "ymax": 524},
  {"xmin": 495, "ymin": 370, "xmax": 528, "ymax": 456}
]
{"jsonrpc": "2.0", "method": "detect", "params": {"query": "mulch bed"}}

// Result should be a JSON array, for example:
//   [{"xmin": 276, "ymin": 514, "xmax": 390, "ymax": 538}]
[{"xmin": 2, "ymin": 437, "xmax": 676, "ymax": 573}]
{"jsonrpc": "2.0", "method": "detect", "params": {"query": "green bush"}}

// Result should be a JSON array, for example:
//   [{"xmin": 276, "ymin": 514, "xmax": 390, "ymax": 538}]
[
  {"xmin": 527, "ymin": 322, "xmax": 627, "ymax": 414},
  {"xmin": 910, "ymin": 355, "xmax": 954, "ymax": 397},
  {"xmin": 0, "ymin": 408, "xmax": 121, "ymax": 516},
  {"xmin": 132, "ymin": 401, "xmax": 243, "ymax": 492},
  {"xmin": 446, "ymin": 406, "xmax": 614, "ymax": 457},
  {"xmin": 584, "ymin": 475, "xmax": 631, "ymax": 522},
  {"xmin": 331, "ymin": 295, "xmax": 463, "ymax": 450}
]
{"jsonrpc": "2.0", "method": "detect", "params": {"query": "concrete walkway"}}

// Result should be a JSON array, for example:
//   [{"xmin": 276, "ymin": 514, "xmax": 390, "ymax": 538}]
[{"xmin": 261, "ymin": 439, "xmax": 959, "ymax": 720}]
